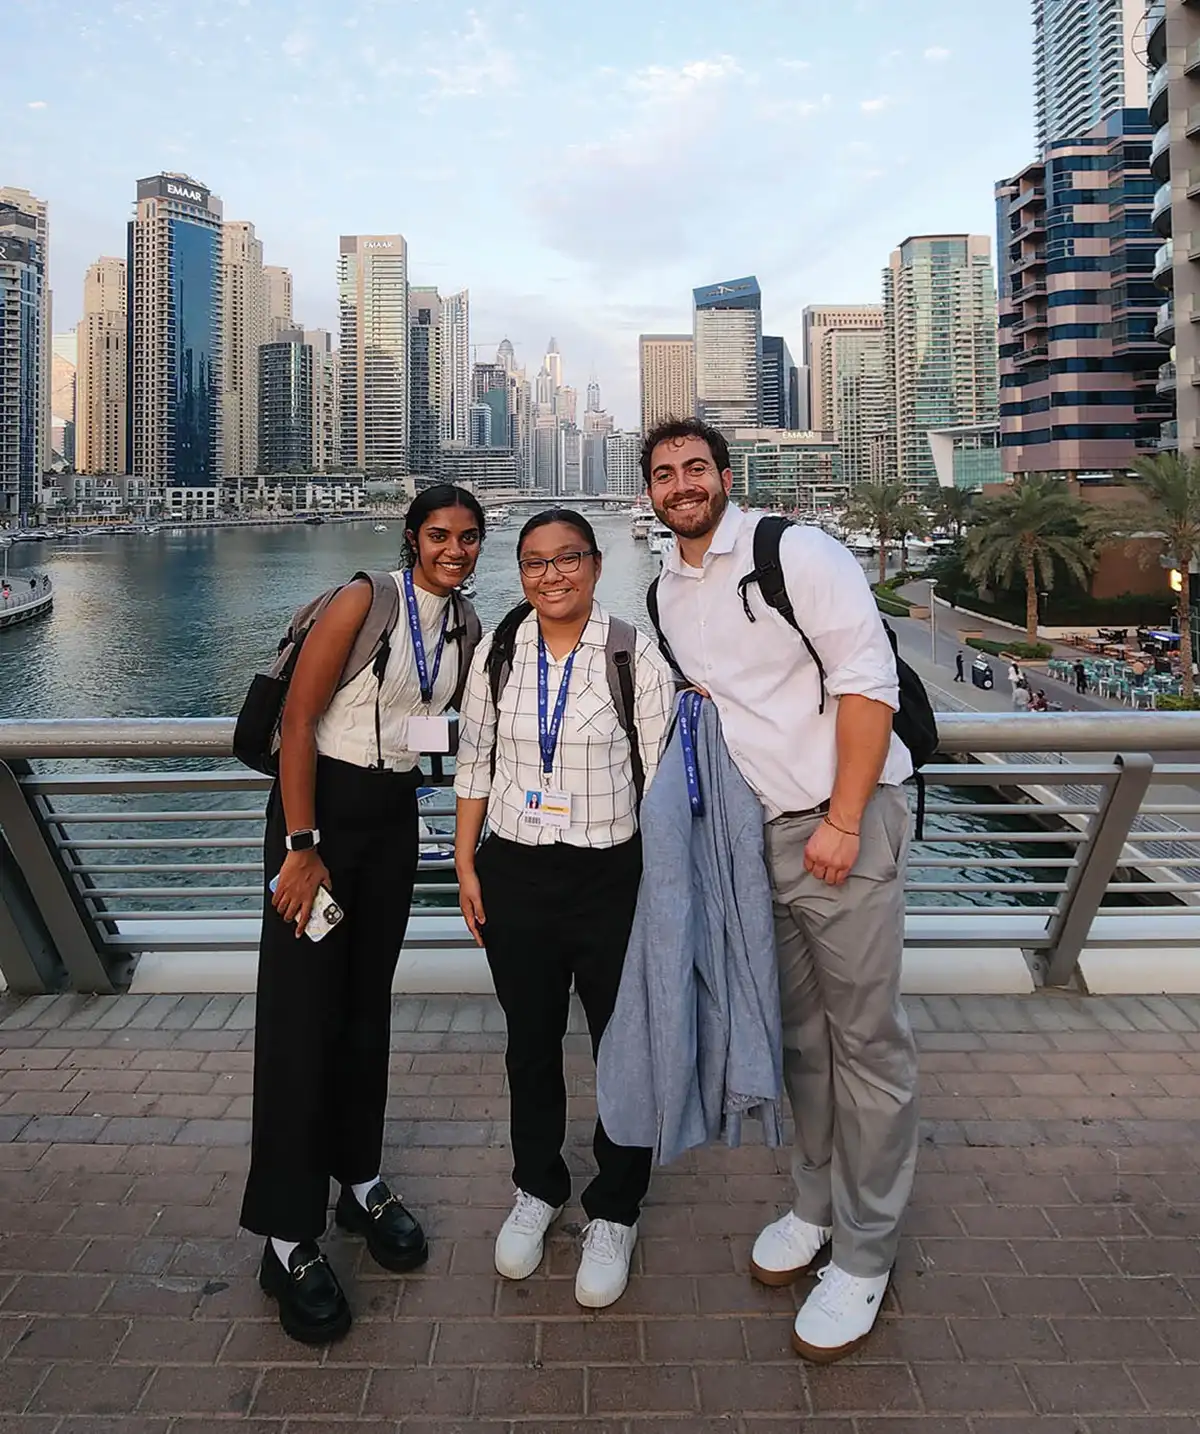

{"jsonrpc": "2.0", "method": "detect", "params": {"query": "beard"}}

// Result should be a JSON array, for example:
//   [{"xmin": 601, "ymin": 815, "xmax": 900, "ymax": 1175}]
[{"xmin": 656, "ymin": 486, "xmax": 728, "ymax": 539}]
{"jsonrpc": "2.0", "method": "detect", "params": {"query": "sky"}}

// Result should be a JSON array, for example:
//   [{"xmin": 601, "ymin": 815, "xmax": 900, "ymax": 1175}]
[{"xmin": 3, "ymin": 0, "xmax": 1036, "ymax": 428}]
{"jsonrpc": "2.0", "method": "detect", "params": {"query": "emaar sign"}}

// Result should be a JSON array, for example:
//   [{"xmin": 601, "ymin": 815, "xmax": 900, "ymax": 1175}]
[{"xmin": 166, "ymin": 182, "xmax": 204, "ymax": 203}]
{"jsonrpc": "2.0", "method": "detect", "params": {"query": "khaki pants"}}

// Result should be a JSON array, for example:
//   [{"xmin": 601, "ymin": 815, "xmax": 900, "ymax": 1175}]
[{"xmin": 763, "ymin": 784, "xmax": 918, "ymax": 1278}]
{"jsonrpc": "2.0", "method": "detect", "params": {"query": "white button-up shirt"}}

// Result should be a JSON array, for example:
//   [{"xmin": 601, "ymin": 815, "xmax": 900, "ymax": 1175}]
[
  {"xmin": 655, "ymin": 505, "xmax": 912, "ymax": 818},
  {"xmin": 454, "ymin": 602, "xmax": 676, "ymax": 848}
]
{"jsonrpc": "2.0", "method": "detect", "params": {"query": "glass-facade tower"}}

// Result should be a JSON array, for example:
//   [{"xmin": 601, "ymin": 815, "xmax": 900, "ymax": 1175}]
[
  {"xmin": 1034, "ymin": 0, "xmax": 1149, "ymax": 152},
  {"xmin": 126, "ymin": 174, "xmax": 223, "ymax": 486},
  {"xmin": 694, "ymin": 277, "xmax": 762, "ymax": 430},
  {"xmin": 0, "ymin": 206, "xmax": 44, "ymax": 521},
  {"xmin": 339, "ymin": 234, "xmax": 409, "ymax": 475},
  {"xmin": 258, "ymin": 330, "xmax": 313, "ymax": 473}
]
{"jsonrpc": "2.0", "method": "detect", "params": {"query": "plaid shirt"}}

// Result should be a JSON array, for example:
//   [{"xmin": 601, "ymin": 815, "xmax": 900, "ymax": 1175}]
[{"xmin": 454, "ymin": 602, "xmax": 676, "ymax": 848}]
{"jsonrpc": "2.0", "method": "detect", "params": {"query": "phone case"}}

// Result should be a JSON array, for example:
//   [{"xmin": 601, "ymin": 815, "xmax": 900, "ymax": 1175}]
[{"xmin": 305, "ymin": 886, "xmax": 344, "ymax": 942}]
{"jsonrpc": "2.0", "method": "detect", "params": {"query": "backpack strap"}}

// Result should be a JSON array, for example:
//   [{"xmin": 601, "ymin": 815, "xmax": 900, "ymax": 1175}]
[
  {"xmin": 605, "ymin": 616, "xmax": 644, "ymax": 807},
  {"xmin": 646, "ymin": 576, "xmax": 687, "ymax": 681},
  {"xmin": 739, "ymin": 517, "xmax": 828, "ymax": 714},
  {"xmin": 448, "ymin": 591, "xmax": 483, "ymax": 712},
  {"xmin": 485, "ymin": 601, "xmax": 534, "ymax": 781},
  {"xmin": 339, "ymin": 570, "xmax": 401, "ymax": 690}
]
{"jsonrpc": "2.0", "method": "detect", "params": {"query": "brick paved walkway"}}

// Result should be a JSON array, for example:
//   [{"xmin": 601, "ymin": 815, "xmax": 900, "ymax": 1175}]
[{"xmin": 0, "ymin": 991, "xmax": 1198, "ymax": 1433}]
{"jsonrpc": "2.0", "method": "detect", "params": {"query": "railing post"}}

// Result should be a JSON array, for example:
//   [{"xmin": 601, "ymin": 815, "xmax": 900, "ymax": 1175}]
[
  {"xmin": 0, "ymin": 828, "xmax": 63, "ymax": 993},
  {"xmin": 1042, "ymin": 753, "xmax": 1154, "ymax": 989},
  {"xmin": 0, "ymin": 760, "xmax": 118, "ymax": 994}
]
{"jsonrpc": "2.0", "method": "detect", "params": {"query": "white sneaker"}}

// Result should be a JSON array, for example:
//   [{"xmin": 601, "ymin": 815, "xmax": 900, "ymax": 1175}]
[
  {"xmin": 574, "ymin": 1219, "xmax": 637, "ymax": 1309},
  {"xmin": 791, "ymin": 1263, "xmax": 890, "ymax": 1363},
  {"xmin": 750, "ymin": 1211, "xmax": 832, "ymax": 1286},
  {"xmin": 494, "ymin": 1190, "xmax": 562, "ymax": 1281}
]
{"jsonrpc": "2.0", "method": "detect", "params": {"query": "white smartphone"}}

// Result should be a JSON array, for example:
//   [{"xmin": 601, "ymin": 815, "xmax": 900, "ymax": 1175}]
[{"xmin": 269, "ymin": 877, "xmax": 345, "ymax": 942}]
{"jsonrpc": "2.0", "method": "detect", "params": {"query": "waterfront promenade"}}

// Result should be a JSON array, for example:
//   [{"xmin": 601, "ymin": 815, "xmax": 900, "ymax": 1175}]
[
  {"xmin": 0, "ymin": 576, "xmax": 52, "ymax": 631},
  {"xmin": 0, "ymin": 989, "xmax": 1198, "ymax": 1431}
]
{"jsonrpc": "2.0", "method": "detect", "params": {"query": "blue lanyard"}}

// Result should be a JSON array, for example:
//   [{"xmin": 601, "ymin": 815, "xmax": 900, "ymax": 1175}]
[
  {"xmin": 678, "ymin": 690, "xmax": 704, "ymax": 817},
  {"xmin": 402, "ymin": 569, "xmax": 450, "ymax": 706},
  {"xmin": 537, "ymin": 631, "xmax": 576, "ymax": 780}
]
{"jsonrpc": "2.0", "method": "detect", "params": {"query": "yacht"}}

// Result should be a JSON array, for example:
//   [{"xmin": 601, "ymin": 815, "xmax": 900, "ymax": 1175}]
[
  {"xmin": 374, "ymin": 523, "xmax": 388, "ymax": 533},
  {"xmin": 630, "ymin": 509, "xmax": 655, "ymax": 541},
  {"xmin": 485, "ymin": 505, "xmax": 512, "ymax": 525},
  {"xmin": 647, "ymin": 521, "xmax": 674, "ymax": 560},
  {"xmin": 303, "ymin": 514, "xmax": 325, "ymax": 525}
]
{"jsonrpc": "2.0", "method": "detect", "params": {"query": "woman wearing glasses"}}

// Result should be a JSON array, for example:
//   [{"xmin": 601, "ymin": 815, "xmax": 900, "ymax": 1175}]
[{"xmin": 454, "ymin": 508, "xmax": 675, "ymax": 1309}]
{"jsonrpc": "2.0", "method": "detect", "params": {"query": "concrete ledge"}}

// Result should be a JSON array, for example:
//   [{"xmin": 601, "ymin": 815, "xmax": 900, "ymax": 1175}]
[
  {"xmin": 126, "ymin": 943, "xmax": 1037, "ymax": 996},
  {"xmin": 1078, "ymin": 946, "xmax": 1200, "ymax": 994}
]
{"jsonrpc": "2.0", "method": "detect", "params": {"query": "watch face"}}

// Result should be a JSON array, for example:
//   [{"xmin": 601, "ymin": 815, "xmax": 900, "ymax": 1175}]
[{"xmin": 289, "ymin": 831, "xmax": 315, "ymax": 850}]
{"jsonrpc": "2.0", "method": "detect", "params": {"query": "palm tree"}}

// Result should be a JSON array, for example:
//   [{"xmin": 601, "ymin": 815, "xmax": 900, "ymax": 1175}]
[
  {"xmin": 844, "ymin": 481, "xmax": 912, "ymax": 583},
  {"xmin": 964, "ymin": 476, "xmax": 1102, "ymax": 645},
  {"xmin": 927, "ymin": 484, "xmax": 974, "ymax": 540},
  {"xmin": 1128, "ymin": 453, "xmax": 1200, "ymax": 701}
]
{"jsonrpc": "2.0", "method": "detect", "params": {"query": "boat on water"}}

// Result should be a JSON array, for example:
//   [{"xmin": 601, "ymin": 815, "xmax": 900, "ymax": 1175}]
[
  {"xmin": 630, "ymin": 509, "xmax": 655, "ymax": 541},
  {"xmin": 417, "ymin": 788, "xmax": 454, "ymax": 871},
  {"xmin": 374, "ymin": 524, "xmax": 388, "ymax": 533},
  {"xmin": 303, "ymin": 515, "xmax": 325, "ymax": 525},
  {"xmin": 647, "ymin": 520, "xmax": 674, "ymax": 560},
  {"xmin": 485, "ymin": 505, "xmax": 512, "ymax": 525}
]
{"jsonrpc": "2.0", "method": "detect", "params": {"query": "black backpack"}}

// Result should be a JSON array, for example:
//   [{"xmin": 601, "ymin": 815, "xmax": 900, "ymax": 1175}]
[
  {"xmin": 484, "ymin": 601, "xmax": 645, "ymax": 805},
  {"xmin": 647, "ymin": 515, "xmax": 938, "ymax": 833}
]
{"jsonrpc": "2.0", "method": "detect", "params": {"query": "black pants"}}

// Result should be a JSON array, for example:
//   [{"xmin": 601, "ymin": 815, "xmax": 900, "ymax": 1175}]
[
  {"xmin": 477, "ymin": 834, "xmax": 652, "ymax": 1227},
  {"xmin": 241, "ymin": 757, "xmax": 420, "ymax": 1242}
]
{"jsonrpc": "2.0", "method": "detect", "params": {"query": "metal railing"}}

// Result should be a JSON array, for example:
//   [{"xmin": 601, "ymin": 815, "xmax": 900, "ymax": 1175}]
[
  {"xmin": 2, "ymin": 714, "xmax": 1200, "ymax": 996},
  {"xmin": 0, "ymin": 575, "xmax": 53, "ymax": 626}
]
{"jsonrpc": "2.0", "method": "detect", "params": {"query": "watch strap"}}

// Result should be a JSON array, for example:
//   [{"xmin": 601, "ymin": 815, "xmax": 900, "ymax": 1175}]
[{"xmin": 285, "ymin": 828, "xmax": 321, "ymax": 851}]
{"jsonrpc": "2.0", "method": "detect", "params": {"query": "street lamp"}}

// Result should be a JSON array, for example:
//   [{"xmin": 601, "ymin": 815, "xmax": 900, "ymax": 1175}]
[{"xmin": 928, "ymin": 578, "xmax": 938, "ymax": 664}]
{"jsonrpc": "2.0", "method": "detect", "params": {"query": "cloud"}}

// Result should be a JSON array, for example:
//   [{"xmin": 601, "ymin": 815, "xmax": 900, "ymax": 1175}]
[
  {"xmin": 525, "ymin": 56, "xmax": 746, "ymax": 271},
  {"xmin": 860, "ymin": 95, "xmax": 891, "ymax": 113},
  {"xmin": 924, "ymin": 46, "xmax": 952, "ymax": 62},
  {"xmin": 27, "ymin": 101, "xmax": 48, "ymax": 110},
  {"xmin": 425, "ymin": 13, "xmax": 518, "ymax": 99},
  {"xmin": 759, "ymin": 93, "xmax": 833, "ymax": 120},
  {"xmin": 281, "ymin": 31, "xmax": 311, "ymax": 61},
  {"xmin": 779, "ymin": 59, "xmax": 812, "ymax": 72}
]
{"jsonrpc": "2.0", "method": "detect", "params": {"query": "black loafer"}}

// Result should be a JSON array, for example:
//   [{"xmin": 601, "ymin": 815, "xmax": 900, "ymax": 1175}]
[
  {"xmin": 335, "ymin": 1180, "xmax": 429, "ymax": 1273},
  {"xmin": 258, "ymin": 1240, "xmax": 352, "ymax": 1346}
]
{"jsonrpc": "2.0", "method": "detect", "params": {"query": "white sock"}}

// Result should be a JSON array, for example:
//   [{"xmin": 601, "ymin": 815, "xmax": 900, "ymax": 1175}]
[
  {"xmin": 271, "ymin": 1236, "xmax": 300, "ymax": 1267},
  {"xmin": 352, "ymin": 1177, "xmax": 382, "ymax": 1209}
]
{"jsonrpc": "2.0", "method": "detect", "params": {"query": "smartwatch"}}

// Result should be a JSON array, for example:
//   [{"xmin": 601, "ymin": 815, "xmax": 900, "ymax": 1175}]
[{"xmin": 285, "ymin": 828, "xmax": 321, "ymax": 852}]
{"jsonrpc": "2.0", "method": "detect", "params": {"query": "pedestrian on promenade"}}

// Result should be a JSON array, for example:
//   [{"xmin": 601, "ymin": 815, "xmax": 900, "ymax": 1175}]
[
  {"xmin": 954, "ymin": 651, "xmax": 965, "ymax": 682},
  {"xmin": 644, "ymin": 418, "xmax": 917, "ymax": 1363},
  {"xmin": 454, "ymin": 509, "xmax": 675, "ymax": 1309},
  {"xmin": 1074, "ymin": 660, "xmax": 1089, "ymax": 695},
  {"xmin": 240, "ymin": 484, "xmax": 485, "ymax": 1346},
  {"xmin": 1013, "ymin": 678, "xmax": 1031, "ymax": 712}
]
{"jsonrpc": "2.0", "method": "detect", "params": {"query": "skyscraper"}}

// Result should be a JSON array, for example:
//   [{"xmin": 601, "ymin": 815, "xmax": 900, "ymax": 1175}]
[
  {"xmin": 304, "ymin": 329, "xmax": 338, "ymax": 473},
  {"xmin": 438, "ymin": 290, "xmax": 470, "ymax": 447},
  {"xmin": 51, "ymin": 333, "xmax": 77, "ymax": 470},
  {"xmin": 802, "ymin": 307, "xmax": 890, "ymax": 485},
  {"xmin": 338, "ymin": 234, "xmax": 408, "ymax": 475},
  {"xmin": 884, "ymin": 236, "xmax": 999, "ymax": 486},
  {"xmin": 76, "ymin": 258, "xmax": 127, "ymax": 476},
  {"xmin": 693, "ymin": 277, "xmax": 762, "ymax": 430},
  {"xmin": 998, "ymin": 112, "xmax": 1169, "ymax": 476},
  {"xmin": 1034, "ymin": 0, "xmax": 1148, "ymax": 152},
  {"xmin": 409, "ymin": 287, "xmax": 442, "ymax": 479},
  {"xmin": 264, "ymin": 265, "xmax": 293, "ymax": 339},
  {"xmin": 0, "ymin": 186, "xmax": 51, "ymax": 482},
  {"xmin": 127, "ymin": 173, "xmax": 224, "ymax": 487},
  {"xmin": 603, "ymin": 431, "xmax": 642, "ymax": 497},
  {"xmin": 802, "ymin": 306, "xmax": 886, "ymax": 435},
  {"xmin": 761, "ymin": 335, "xmax": 797, "ymax": 429},
  {"xmin": 639, "ymin": 335, "xmax": 696, "ymax": 433},
  {"xmin": 222, "ymin": 220, "xmax": 265, "ymax": 478},
  {"xmin": 0, "ymin": 202, "xmax": 45, "ymax": 519},
  {"xmin": 258, "ymin": 329, "xmax": 313, "ymax": 473},
  {"xmin": 473, "ymin": 361, "xmax": 510, "ymax": 450}
]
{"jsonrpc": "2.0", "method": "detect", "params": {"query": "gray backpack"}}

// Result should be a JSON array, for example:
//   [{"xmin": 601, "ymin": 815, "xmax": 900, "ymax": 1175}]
[{"xmin": 233, "ymin": 570, "xmax": 481, "ymax": 775}]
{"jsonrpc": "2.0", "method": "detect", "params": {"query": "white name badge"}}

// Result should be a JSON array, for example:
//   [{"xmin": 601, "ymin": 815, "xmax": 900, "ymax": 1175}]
[
  {"xmin": 522, "ymin": 787, "xmax": 572, "ymax": 830},
  {"xmin": 406, "ymin": 715, "xmax": 451, "ymax": 753}
]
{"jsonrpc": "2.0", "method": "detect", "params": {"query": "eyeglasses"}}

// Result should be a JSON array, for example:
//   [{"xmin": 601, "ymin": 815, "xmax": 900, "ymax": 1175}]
[{"xmin": 518, "ymin": 550, "xmax": 597, "ymax": 577}]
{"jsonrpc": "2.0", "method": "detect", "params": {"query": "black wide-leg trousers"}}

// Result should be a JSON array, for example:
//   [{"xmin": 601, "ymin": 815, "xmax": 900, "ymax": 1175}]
[
  {"xmin": 477, "ymin": 833, "xmax": 652, "ymax": 1228},
  {"xmin": 241, "ymin": 756, "xmax": 419, "ymax": 1242}
]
